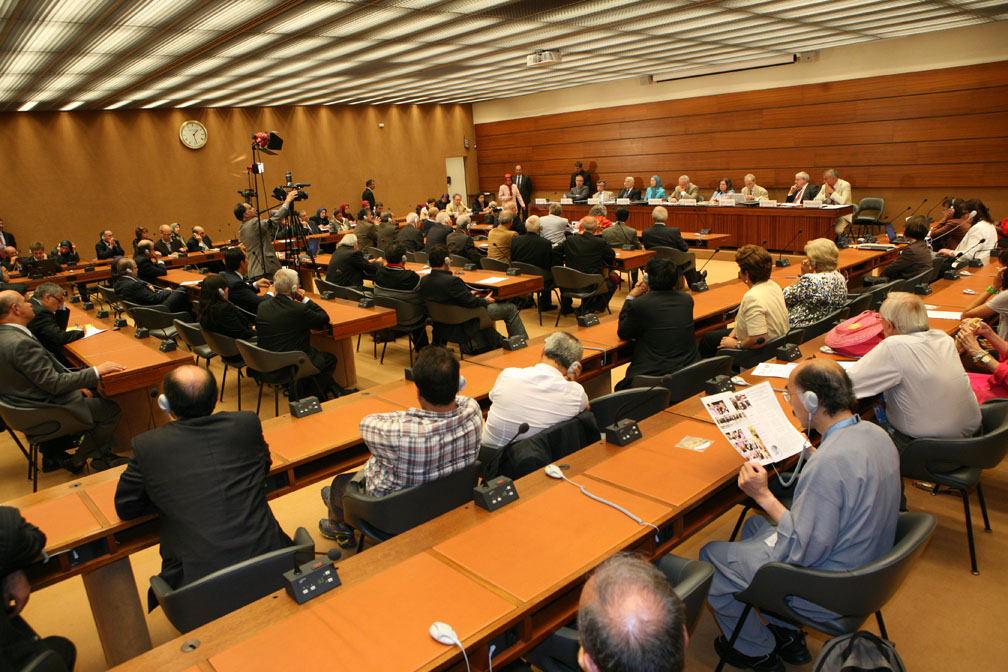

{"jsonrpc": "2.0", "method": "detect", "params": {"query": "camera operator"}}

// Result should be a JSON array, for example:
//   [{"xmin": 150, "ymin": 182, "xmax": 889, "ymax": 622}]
[{"xmin": 233, "ymin": 188, "xmax": 298, "ymax": 280}]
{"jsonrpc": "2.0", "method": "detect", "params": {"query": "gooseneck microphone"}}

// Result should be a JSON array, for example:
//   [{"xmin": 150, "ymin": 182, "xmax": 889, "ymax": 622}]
[
  {"xmin": 951, "ymin": 237, "xmax": 986, "ymax": 268},
  {"xmin": 929, "ymin": 210, "xmax": 977, "ymax": 249},
  {"xmin": 775, "ymin": 229, "xmax": 803, "ymax": 267},
  {"xmin": 925, "ymin": 197, "xmax": 947, "ymax": 220},
  {"xmin": 907, "ymin": 197, "xmax": 927, "ymax": 218},
  {"xmin": 695, "ymin": 246, "xmax": 722, "ymax": 276}
]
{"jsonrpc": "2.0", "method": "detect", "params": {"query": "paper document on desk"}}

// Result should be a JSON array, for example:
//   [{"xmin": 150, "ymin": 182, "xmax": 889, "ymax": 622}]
[
  {"xmin": 821, "ymin": 204, "xmax": 847, "ymax": 209},
  {"xmin": 751, "ymin": 362, "xmax": 797, "ymax": 378},
  {"xmin": 72, "ymin": 324, "xmax": 106, "ymax": 338},
  {"xmin": 179, "ymin": 280, "xmax": 201, "ymax": 286},
  {"xmin": 927, "ymin": 310, "xmax": 962, "ymax": 321},
  {"xmin": 701, "ymin": 381, "xmax": 806, "ymax": 466},
  {"xmin": 478, "ymin": 276, "xmax": 508, "ymax": 285}
]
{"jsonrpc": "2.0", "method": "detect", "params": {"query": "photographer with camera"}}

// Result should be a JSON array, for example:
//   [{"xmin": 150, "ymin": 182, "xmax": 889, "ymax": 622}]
[{"xmin": 233, "ymin": 188, "xmax": 298, "ymax": 280}]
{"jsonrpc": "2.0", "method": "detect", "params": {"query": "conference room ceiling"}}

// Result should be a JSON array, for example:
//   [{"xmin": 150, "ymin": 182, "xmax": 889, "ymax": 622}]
[{"xmin": 0, "ymin": 0, "xmax": 1004, "ymax": 111}]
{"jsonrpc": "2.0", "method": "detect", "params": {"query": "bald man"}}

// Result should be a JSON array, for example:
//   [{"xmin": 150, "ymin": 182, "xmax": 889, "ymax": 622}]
[
  {"xmin": 115, "ymin": 365, "xmax": 298, "ymax": 610},
  {"xmin": 701, "ymin": 359, "xmax": 900, "ymax": 671},
  {"xmin": 153, "ymin": 224, "xmax": 185, "ymax": 257}
]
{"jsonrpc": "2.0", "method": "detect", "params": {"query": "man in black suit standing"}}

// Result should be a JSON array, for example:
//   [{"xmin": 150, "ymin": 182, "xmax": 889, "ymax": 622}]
[
  {"xmin": 640, "ymin": 207, "xmax": 705, "ymax": 287},
  {"xmin": 257, "ymin": 268, "xmax": 342, "ymax": 399},
  {"xmin": 362, "ymin": 179, "xmax": 376, "ymax": 211},
  {"xmin": 27, "ymin": 283, "xmax": 84, "ymax": 363},
  {"xmin": 511, "ymin": 216, "xmax": 557, "ymax": 311},
  {"xmin": 570, "ymin": 162, "xmax": 591, "ymax": 191},
  {"xmin": 114, "ymin": 258, "xmax": 193, "ymax": 315},
  {"xmin": 115, "ymin": 365, "xmax": 300, "ymax": 610},
  {"xmin": 221, "ymin": 248, "xmax": 270, "ymax": 323},
  {"xmin": 616, "ymin": 176, "xmax": 642, "ymax": 201},
  {"xmin": 0, "ymin": 290, "xmax": 124, "ymax": 471},
  {"xmin": 783, "ymin": 171, "xmax": 820, "ymax": 204},
  {"xmin": 555, "ymin": 216, "xmax": 616, "ymax": 314},
  {"xmin": 95, "ymin": 229, "xmax": 125, "ymax": 260},
  {"xmin": 514, "ymin": 164, "xmax": 533, "ymax": 220},
  {"xmin": 615, "ymin": 258, "xmax": 699, "ymax": 390}
]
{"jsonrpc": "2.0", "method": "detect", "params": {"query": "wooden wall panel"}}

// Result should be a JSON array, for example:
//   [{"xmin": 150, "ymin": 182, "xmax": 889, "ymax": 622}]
[
  {"xmin": 475, "ymin": 61, "xmax": 1008, "ymax": 225},
  {"xmin": 0, "ymin": 104, "xmax": 476, "ymax": 256}
]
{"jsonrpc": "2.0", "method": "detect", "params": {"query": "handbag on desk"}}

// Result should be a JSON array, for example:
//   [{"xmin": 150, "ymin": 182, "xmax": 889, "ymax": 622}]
[{"xmin": 824, "ymin": 310, "xmax": 884, "ymax": 357}]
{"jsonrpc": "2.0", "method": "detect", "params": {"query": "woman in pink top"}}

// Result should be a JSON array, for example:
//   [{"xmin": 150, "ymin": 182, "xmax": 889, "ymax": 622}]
[{"xmin": 957, "ymin": 320, "xmax": 1008, "ymax": 403}]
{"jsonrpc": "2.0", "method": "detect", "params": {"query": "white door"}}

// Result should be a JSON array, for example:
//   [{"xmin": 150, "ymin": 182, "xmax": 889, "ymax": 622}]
[{"xmin": 445, "ymin": 156, "xmax": 467, "ymax": 201}]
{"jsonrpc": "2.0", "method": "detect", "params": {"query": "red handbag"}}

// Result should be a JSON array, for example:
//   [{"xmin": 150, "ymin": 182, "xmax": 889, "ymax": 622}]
[{"xmin": 825, "ymin": 310, "xmax": 884, "ymax": 357}]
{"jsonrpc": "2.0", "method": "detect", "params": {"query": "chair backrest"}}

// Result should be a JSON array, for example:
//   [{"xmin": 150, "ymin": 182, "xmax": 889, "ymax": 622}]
[
  {"xmin": 20, "ymin": 650, "xmax": 70, "ymax": 672},
  {"xmin": 131, "ymin": 306, "xmax": 187, "ymax": 330},
  {"xmin": 450, "ymin": 254, "xmax": 470, "ymax": 268},
  {"xmin": 737, "ymin": 511, "xmax": 936, "ymax": 637},
  {"xmin": 0, "ymin": 398, "xmax": 94, "ymax": 443},
  {"xmin": 425, "ymin": 301, "xmax": 492, "ymax": 331},
  {"xmin": 651, "ymin": 246, "xmax": 695, "ymax": 267},
  {"xmin": 901, "ymin": 399, "xmax": 1008, "ymax": 479},
  {"xmin": 234, "ymin": 339, "xmax": 318, "ymax": 381},
  {"xmin": 95, "ymin": 284, "xmax": 119, "ymax": 307},
  {"xmin": 366, "ymin": 246, "xmax": 384, "ymax": 259},
  {"xmin": 844, "ymin": 291, "xmax": 873, "ymax": 316},
  {"xmin": 200, "ymin": 328, "xmax": 242, "ymax": 360},
  {"xmin": 656, "ymin": 554, "xmax": 716, "ymax": 632},
  {"xmin": 868, "ymin": 280, "xmax": 901, "ymax": 310},
  {"xmin": 343, "ymin": 462, "xmax": 480, "ymax": 540},
  {"xmin": 314, "ymin": 277, "xmax": 340, "ymax": 294},
  {"xmin": 151, "ymin": 527, "xmax": 315, "ymax": 633},
  {"xmin": 510, "ymin": 261, "xmax": 547, "ymax": 278},
  {"xmin": 801, "ymin": 306, "xmax": 850, "ymax": 341},
  {"xmin": 172, "ymin": 320, "xmax": 207, "ymax": 348},
  {"xmin": 901, "ymin": 269, "xmax": 932, "ymax": 291},
  {"xmin": 723, "ymin": 329, "xmax": 805, "ymax": 371},
  {"xmin": 630, "ymin": 356, "xmax": 734, "ymax": 405},
  {"xmin": 480, "ymin": 257, "xmax": 509, "ymax": 271},
  {"xmin": 372, "ymin": 294, "xmax": 426, "ymax": 327},
  {"xmin": 854, "ymin": 197, "xmax": 884, "ymax": 222},
  {"xmin": 408, "ymin": 250, "xmax": 429, "ymax": 264},
  {"xmin": 551, "ymin": 265, "xmax": 603, "ymax": 291},
  {"xmin": 589, "ymin": 388, "xmax": 673, "ymax": 428}
]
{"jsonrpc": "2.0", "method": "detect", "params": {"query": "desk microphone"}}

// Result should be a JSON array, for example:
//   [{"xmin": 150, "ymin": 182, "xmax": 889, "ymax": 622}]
[
  {"xmin": 951, "ymin": 237, "xmax": 986, "ymax": 269},
  {"xmin": 906, "ymin": 197, "xmax": 927, "ymax": 219},
  {"xmin": 690, "ymin": 246, "xmax": 722, "ymax": 292},
  {"xmin": 604, "ymin": 374, "xmax": 673, "ymax": 446},
  {"xmin": 775, "ymin": 229, "xmax": 803, "ymax": 267},
  {"xmin": 482, "ymin": 422, "xmax": 529, "ymax": 485}
]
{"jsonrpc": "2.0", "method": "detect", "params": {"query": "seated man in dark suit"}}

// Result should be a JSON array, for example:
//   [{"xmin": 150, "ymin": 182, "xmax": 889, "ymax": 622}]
[
  {"xmin": 424, "ymin": 212, "xmax": 452, "ymax": 251},
  {"xmin": 603, "ymin": 206, "xmax": 643, "ymax": 284},
  {"xmin": 418, "ymin": 245, "xmax": 528, "ymax": 341},
  {"xmin": 374, "ymin": 245, "xmax": 429, "ymax": 351},
  {"xmin": 115, "ymin": 365, "xmax": 300, "ymax": 610},
  {"xmin": 27, "ymin": 283, "xmax": 84, "ymax": 364},
  {"xmin": 446, "ymin": 214, "xmax": 482, "ymax": 264},
  {"xmin": 0, "ymin": 290, "xmax": 124, "ymax": 472},
  {"xmin": 640, "ymin": 207, "xmax": 705, "ymax": 287},
  {"xmin": 566, "ymin": 175, "xmax": 590, "ymax": 201},
  {"xmin": 133, "ymin": 239, "xmax": 167, "ymax": 283},
  {"xmin": 326, "ymin": 234, "xmax": 383, "ymax": 289},
  {"xmin": 615, "ymin": 258, "xmax": 699, "ymax": 390},
  {"xmin": 186, "ymin": 225, "xmax": 214, "ymax": 252},
  {"xmin": 153, "ymin": 224, "xmax": 185, "ymax": 257},
  {"xmin": 375, "ymin": 213, "xmax": 399, "ymax": 253},
  {"xmin": 114, "ymin": 257, "xmax": 193, "ymax": 316},
  {"xmin": 783, "ymin": 171, "xmax": 820, "ymax": 204},
  {"xmin": 616, "ymin": 176, "xmax": 642, "ymax": 201},
  {"xmin": 221, "ymin": 247, "xmax": 270, "ymax": 323},
  {"xmin": 354, "ymin": 211, "xmax": 378, "ymax": 251},
  {"xmin": 95, "ymin": 229, "xmax": 125, "ymax": 260},
  {"xmin": 510, "ymin": 216, "xmax": 557, "ymax": 311},
  {"xmin": 319, "ymin": 346, "xmax": 481, "ymax": 546},
  {"xmin": 555, "ymin": 216, "xmax": 616, "ymax": 314},
  {"xmin": 257, "ymin": 268, "xmax": 342, "ymax": 399},
  {"xmin": 398, "ymin": 213, "xmax": 424, "ymax": 252}
]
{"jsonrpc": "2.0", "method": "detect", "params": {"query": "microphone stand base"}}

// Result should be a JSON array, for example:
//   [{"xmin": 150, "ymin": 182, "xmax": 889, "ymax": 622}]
[
  {"xmin": 605, "ymin": 419, "xmax": 642, "ymax": 446},
  {"xmin": 775, "ymin": 258, "xmax": 791, "ymax": 267}
]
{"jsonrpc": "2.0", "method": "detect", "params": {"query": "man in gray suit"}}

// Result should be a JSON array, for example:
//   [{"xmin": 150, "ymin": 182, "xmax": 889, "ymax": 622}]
[
  {"xmin": 0, "ymin": 290, "xmax": 125, "ymax": 471},
  {"xmin": 233, "ymin": 188, "xmax": 299, "ymax": 279}
]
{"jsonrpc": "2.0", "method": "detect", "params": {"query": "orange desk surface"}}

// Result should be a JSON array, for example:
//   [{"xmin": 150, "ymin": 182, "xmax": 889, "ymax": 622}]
[
  {"xmin": 366, "ymin": 362, "xmax": 501, "ymax": 408},
  {"xmin": 21, "ymin": 494, "xmax": 103, "ymax": 550},
  {"xmin": 612, "ymin": 248, "xmax": 654, "ymax": 270},
  {"xmin": 208, "ymin": 553, "xmax": 516, "ymax": 672},
  {"xmin": 927, "ymin": 273, "xmax": 991, "ymax": 310},
  {"xmin": 435, "ymin": 478, "xmax": 670, "ymax": 603},
  {"xmin": 473, "ymin": 333, "xmax": 612, "ymax": 372}
]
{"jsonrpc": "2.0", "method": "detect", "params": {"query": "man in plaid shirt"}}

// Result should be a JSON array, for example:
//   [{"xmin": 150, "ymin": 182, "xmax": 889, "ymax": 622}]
[{"xmin": 320, "ymin": 346, "xmax": 482, "ymax": 547}]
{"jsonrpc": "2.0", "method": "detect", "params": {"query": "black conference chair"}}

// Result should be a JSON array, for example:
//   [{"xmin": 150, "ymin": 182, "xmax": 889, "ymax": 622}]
[
  {"xmin": 899, "ymin": 398, "xmax": 1008, "ymax": 574},
  {"xmin": 630, "ymin": 355, "xmax": 734, "ymax": 406},
  {"xmin": 800, "ymin": 306, "xmax": 850, "ymax": 341},
  {"xmin": 150, "ymin": 527, "xmax": 315, "ymax": 633},
  {"xmin": 589, "ymin": 388, "xmax": 672, "ymax": 429},
  {"xmin": 234, "ymin": 339, "xmax": 320, "ymax": 417},
  {"xmin": 480, "ymin": 257, "xmax": 509, "ymax": 272},
  {"xmin": 551, "ymin": 266, "xmax": 610, "ymax": 326},
  {"xmin": 371, "ymin": 294, "xmax": 427, "ymax": 365},
  {"xmin": 342, "ymin": 462, "xmax": 480, "ymax": 553},
  {"xmin": 449, "ymin": 254, "xmax": 471, "ymax": 268},
  {"xmin": 314, "ymin": 277, "xmax": 341, "ymax": 295},
  {"xmin": 719, "ymin": 329, "xmax": 806, "ymax": 372},
  {"xmin": 511, "ymin": 261, "xmax": 553, "ymax": 326},
  {"xmin": 844, "ymin": 291, "xmax": 873, "ymax": 316},
  {"xmin": 129, "ymin": 307, "xmax": 188, "ymax": 341},
  {"xmin": 851, "ymin": 197, "xmax": 885, "ymax": 239},
  {"xmin": 93, "ymin": 285, "xmax": 125, "ymax": 319},
  {"xmin": 172, "ymin": 320, "xmax": 216, "ymax": 368},
  {"xmin": 0, "ymin": 399, "xmax": 94, "ymax": 492},
  {"xmin": 866, "ymin": 280, "xmax": 902, "ymax": 310},
  {"xmin": 521, "ymin": 554, "xmax": 715, "ymax": 672},
  {"xmin": 405, "ymin": 250, "xmax": 428, "ymax": 264},
  {"xmin": 713, "ymin": 511, "xmax": 936, "ymax": 672},
  {"xmin": 497, "ymin": 409, "xmax": 600, "ymax": 481},
  {"xmin": 425, "ymin": 301, "xmax": 492, "ymax": 360},
  {"xmin": 200, "ymin": 329, "xmax": 246, "ymax": 410}
]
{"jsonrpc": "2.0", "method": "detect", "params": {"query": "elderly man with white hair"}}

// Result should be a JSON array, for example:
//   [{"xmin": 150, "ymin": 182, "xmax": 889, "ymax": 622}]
[
  {"xmin": 669, "ymin": 175, "xmax": 701, "ymax": 202},
  {"xmin": 846, "ymin": 291, "xmax": 980, "ymax": 451},
  {"xmin": 424, "ymin": 211, "xmax": 453, "ymax": 251},
  {"xmin": 256, "ymin": 268, "xmax": 344, "ymax": 399},
  {"xmin": 813, "ymin": 168, "xmax": 853, "ymax": 234},
  {"xmin": 398, "ymin": 211, "xmax": 424, "ymax": 252},
  {"xmin": 784, "ymin": 171, "xmax": 819, "ymax": 204},
  {"xmin": 482, "ymin": 331, "xmax": 588, "ymax": 446},
  {"xmin": 326, "ymin": 233, "xmax": 383, "ymax": 289},
  {"xmin": 616, "ymin": 176, "xmax": 642, "ymax": 201}
]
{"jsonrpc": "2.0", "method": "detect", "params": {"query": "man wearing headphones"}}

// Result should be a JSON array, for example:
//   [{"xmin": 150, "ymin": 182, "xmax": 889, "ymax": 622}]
[
  {"xmin": 113, "ymin": 257, "xmax": 193, "ymax": 316},
  {"xmin": 114, "ymin": 365, "xmax": 295, "ymax": 610},
  {"xmin": 700, "ymin": 359, "xmax": 901, "ymax": 672}
]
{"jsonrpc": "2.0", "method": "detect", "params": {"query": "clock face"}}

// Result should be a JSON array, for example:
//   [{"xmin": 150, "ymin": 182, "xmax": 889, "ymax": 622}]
[{"xmin": 179, "ymin": 120, "xmax": 207, "ymax": 149}]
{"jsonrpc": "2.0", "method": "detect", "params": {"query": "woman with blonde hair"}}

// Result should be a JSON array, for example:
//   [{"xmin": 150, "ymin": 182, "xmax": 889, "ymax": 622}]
[{"xmin": 783, "ymin": 237, "xmax": 847, "ymax": 327}]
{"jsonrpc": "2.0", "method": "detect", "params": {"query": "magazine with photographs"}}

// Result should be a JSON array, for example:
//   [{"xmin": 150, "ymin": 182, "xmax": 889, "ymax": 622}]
[{"xmin": 701, "ymin": 381, "xmax": 806, "ymax": 466}]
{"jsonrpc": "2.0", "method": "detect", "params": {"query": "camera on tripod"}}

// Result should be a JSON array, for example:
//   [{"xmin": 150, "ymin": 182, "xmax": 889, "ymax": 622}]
[{"xmin": 273, "ymin": 171, "xmax": 310, "ymax": 202}]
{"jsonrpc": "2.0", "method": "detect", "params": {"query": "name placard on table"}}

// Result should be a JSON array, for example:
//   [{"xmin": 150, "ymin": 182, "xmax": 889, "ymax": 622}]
[
  {"xmin": 616, "ymin": 198, "xmax": 631, "ymax": 205},
  {"xmin": 560, "ymin": 197, "xmax": 574, "ymax": 205},
  {"xmin": 759, "ymin": 200, "xmax": 778, "ymax": 208},
  {"xmin": 678, "ymin": 199, "xmax": 697, "ymax": 206},
  {"xmin": 535, "ymin": 198, "xmax": 547, "ymax": 205},
  {"xmin": 647, "ymin": 198, "xmax": 663, "ymax": 205},
  {"xmin": 802, "ymin": 200, "xmax": 822, "ymax": 208},
  {"xmin": 718, "ymin": 199, "xmax": 737, "ymax": 206}
]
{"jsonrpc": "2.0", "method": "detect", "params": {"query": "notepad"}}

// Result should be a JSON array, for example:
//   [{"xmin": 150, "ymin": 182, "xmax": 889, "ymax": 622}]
[
  {"xmin": 478, "ymin": 276, "xmax": 508, "ymax": 285},
  {"xmin": 927, "ymin": 310, "xmax": 962, "ymax": 321}
]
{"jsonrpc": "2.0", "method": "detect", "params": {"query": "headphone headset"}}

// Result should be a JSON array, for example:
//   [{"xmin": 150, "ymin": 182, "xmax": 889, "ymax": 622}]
[
  {"xmin": 218, "ymin": 288, "xmax": 227, "ymax": 300},
  {"xmin": 458, "ymin": 375, "xmax": 466, "ymax": 392},
  {"xmin": 800, "ymin": 390, "xmax": 819, "ymax": 416},
  {"xmin": 157, "ymin": 394, "xmax": 171, "ymax": 414}
]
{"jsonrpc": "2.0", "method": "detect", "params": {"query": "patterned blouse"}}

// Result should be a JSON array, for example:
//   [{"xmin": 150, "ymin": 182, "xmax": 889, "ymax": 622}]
[{"xmin": 783, "ymin": 270, "xmax": 848, "ymax": 328}]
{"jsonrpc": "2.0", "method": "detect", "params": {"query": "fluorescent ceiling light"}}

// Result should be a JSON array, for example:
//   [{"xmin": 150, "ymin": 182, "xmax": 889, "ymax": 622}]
[
  {"xmin": 60, "ymin": 101, "xmax": 85, "ymax": 111},
  {"xmin": 652, "ymin": 53, "xmax": 796, "ymax": 82},
  {"xmin": 141, "ymin": 99, "xmax": 169, "ymax": 108},
  {"xmin": 176, "ymin": 99, "xmax": 201, "ymax": 108},
  {"xmin": 18, "ymin": 101, "xmax": 39, "ymax": 111},
  {"xmin": 104, "ymin": 100, "xmax": 132, "ymax": 109}
]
